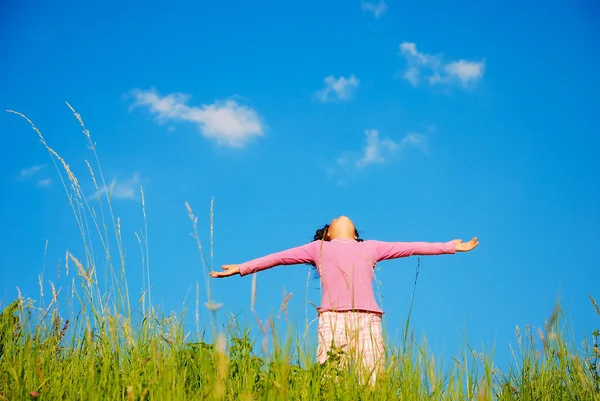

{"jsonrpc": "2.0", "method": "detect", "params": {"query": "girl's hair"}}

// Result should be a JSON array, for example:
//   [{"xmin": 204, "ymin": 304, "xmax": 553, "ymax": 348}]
[{"xmin": 312, "ymin": 224, "xmax": 365, "ymax": 242}]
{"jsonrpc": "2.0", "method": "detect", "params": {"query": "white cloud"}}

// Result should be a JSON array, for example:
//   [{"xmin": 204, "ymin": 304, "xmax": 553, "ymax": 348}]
[
  {"xmin": 398, "ymin": 132, "xmax": 429, "ymax": 154},
  {"xmin": 90, "ymin": 173, "xmax": 146, "ymax": 201},
  {"xmin": 403, "ymin": 67, "xmax": 420, "ymax": 87},
  {"xmin": 443, "ymin": 60, "xmax": 485, "ymax": 85},
  {"xmin": 356, "ymin": 129, "xmax": 399, "ymax": 167},
  {"xmin": 361, "ymin": 0, "xmax": 388, "ymax": 18},
  {"xmin": 130, "ymin": 88, "xmax": 264, "ymax": 148},
  {"xmin": 17, "ymin": 165, "xmax": 53, "ymax": 188},
  {"xmin": 17, "ymin": 164, "xmax": 45, "ymax": 179},
  {"xmin": 399, "ymin": 42, "xmax": 484, "ymax": 88},
  {"xmin": 329, "ymin": 130, "xmax": 428, "ymax": 184},
  {"xmin": 36, "ymin": 178, "xmax": 52, "ymax": 187},
  {"xmin": 355, "ymin": 130, "xmax": 428, "ymax": 168},
  {"xmin": 316, "ymin": 75, "xmax": 359, "ymax": 102}
]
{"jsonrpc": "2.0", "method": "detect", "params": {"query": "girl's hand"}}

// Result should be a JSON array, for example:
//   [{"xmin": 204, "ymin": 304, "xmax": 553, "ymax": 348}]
[
  {"xmin": 453, "ymin": 237, "xmax": 479, "ymax": 252},
  {"xmin": 209, "ymin": 264, "xmax": 240, "ymax": 278}
]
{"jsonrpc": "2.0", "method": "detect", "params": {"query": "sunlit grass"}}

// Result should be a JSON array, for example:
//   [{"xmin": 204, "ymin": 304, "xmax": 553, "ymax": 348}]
[{"xmin": 1, "ymin": 106, "xmax": 599, "ymax": 400}]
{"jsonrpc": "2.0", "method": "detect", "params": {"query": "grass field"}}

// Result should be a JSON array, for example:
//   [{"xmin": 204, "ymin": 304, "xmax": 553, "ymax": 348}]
[
  {"xmin": 1, "ymin": 107, "xmax": 599, "ymax": 400},
  {"xmin": 1, "ymin": 296, "xmax": 599, "ymax": 400}
]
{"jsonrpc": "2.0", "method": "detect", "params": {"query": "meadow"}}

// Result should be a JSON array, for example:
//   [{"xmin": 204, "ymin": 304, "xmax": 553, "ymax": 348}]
[{"xmin": 1, "ymin": 107, "xmax": 598, "ymax": 400}]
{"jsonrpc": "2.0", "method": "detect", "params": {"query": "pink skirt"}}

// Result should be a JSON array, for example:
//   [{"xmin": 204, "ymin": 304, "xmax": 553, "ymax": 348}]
[{"xmin": 317, "ymin": 310, "xmax": 385, "ymax": 382}]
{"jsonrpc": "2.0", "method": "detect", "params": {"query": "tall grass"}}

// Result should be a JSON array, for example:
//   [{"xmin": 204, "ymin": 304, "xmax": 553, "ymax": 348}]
[{"xmin": 1, "ymin": 106, "xmax": 599, "ymax": 400}]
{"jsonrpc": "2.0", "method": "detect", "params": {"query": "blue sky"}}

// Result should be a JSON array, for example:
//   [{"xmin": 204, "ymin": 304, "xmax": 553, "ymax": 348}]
[{"xmin": 1, "ymin": 0, "xmax": 599, "ymax": 371}]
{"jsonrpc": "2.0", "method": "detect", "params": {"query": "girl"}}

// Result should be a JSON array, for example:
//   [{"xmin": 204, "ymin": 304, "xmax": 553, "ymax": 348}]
[{"xmin": 210, "ymin": 215, "xmax": 478, "ymax": 382}]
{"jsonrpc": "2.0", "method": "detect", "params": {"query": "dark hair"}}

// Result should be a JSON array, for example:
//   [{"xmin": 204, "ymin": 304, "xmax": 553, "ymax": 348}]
[{"xmin": 312, "ymin": 224, "xmax": 364, "ymax": 242}]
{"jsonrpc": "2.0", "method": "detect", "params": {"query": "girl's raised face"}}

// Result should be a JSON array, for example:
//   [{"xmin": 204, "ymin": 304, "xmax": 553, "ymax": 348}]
[{"xmin": 327, "ymin": 215, "xmax": 357, "ymax": 240}]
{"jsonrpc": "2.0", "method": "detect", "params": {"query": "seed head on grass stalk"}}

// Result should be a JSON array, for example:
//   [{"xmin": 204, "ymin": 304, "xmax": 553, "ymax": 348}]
[
  {"xmin": 403, "ymin": 257, "xmax": 421, "ymax": 347},
  {"xmin": 140, "ymin": 185, "xmax": 152, "ymax": 310},
  {"xmin": 65, "ymin": 101, "xmax": 132, "ymax": 318},
  {"xmin": 278, "ymin": 288, "xmax": 292, "ymax": 322},
  {"xmin": 590, "ymin": 295, "xmax": 600, "ymax": 316},
  {"xmin": 185, "ymin": 201, "xmax": 220, "ymax": 342},
  {"xmin": 134, "ymin": 231, "xmax": 146, "ymax": 314},
  {"xmin": 7, "ymin": 108, "xmax": 129, "ymax": 320}
]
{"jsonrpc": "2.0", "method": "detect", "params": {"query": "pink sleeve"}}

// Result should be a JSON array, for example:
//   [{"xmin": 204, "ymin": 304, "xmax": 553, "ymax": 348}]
[
  {"xmin": 238, "ymin": 242, "xmax": 316, "ymax": 277},
  {"xmin": 367, "ymin": 240, "xmax": 455, "ymax": 262}
]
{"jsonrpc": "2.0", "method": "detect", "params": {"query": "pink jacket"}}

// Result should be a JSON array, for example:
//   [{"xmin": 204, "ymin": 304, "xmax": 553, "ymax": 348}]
[{"xmin": 238, "ymin": 238, "xmax": 455, "ymax": 313}]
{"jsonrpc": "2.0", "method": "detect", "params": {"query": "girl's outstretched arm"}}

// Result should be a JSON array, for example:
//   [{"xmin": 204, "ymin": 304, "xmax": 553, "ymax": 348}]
[
  {"xmin": 209, "ymin": 242, "xmax": 317, "ymax": 278},
  {"xmin": 370, "ymin": 237, "xmax": 478, "ymax": 262}
]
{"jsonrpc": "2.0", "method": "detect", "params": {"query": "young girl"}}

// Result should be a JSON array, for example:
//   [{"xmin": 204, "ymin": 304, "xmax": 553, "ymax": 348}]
[{"xmin": 210, "ymin": 215, "xmax": 478, "ymax": 382}]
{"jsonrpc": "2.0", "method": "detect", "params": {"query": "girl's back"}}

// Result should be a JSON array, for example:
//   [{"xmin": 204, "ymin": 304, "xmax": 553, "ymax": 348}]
[{"xmin": 314, "ymin": 239, "xmax": 381, "ymax": 313}]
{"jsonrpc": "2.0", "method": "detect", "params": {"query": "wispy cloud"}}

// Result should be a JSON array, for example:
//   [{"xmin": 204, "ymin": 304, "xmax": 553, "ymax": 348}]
[
  {"xmin": 316, "ymin": 75, "xmax": 360, "ymax": 102},
  {"xmin": 17, "ymin": 164, "xmax": 45, "ymax": 180},
  {"xmin": 361, "ymin": 0, "xmax": 388, "ymax": 19},
  {"xmin": 355, "ymin": 130, "xmax": 428, "ymax": 168},
  {"xmin": 129, "ymin": 88, "xmax": 264, "ymax": 148},
  {"xmin": 329, "ymin": 129, "xmax": 428, "ymax": 184},
  {"xmin": 17, "ymin": 164, "xmax": 53, "ymax": 188},
  {"xmin": 90, "ymin": 173, "xmax": 146, "ymax": 201},
  {"xmin": 36, "ymin": 178, "xmax": 53, "ymax": 188},
  {"xmin": 356, "ymin": 129, "xmax": 399, "ymax": 167},
  {"xmin": 399, "ymin": 42, "xmax": 485, "ymax": 88}
]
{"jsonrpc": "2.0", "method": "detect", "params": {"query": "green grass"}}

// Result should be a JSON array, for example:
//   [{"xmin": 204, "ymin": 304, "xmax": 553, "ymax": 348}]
[
  {"xmin": 1, "ymin": 295, "xmax": 598, "ymax": 400},
  {"xmin": 1, "ymin": 106, "xmax": 599, "ymax": 400}
]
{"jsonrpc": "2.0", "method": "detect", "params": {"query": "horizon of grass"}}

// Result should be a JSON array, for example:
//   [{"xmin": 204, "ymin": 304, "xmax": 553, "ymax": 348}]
[{"xmin": 1, "ymin": 105, "xmax": 599, "ymax": 400}]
